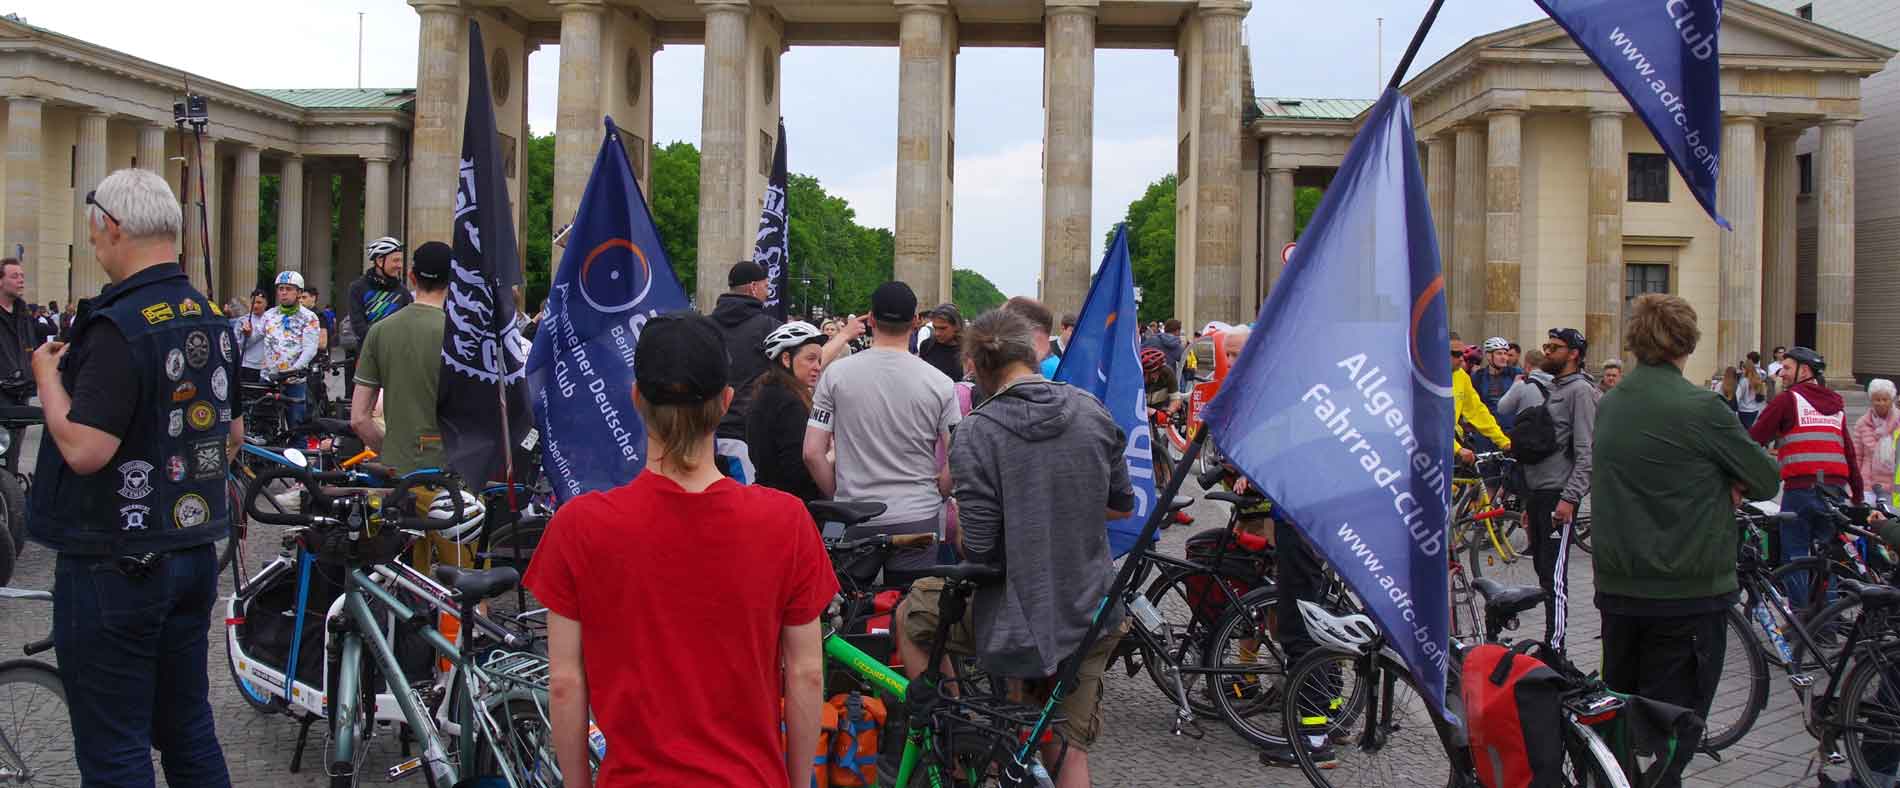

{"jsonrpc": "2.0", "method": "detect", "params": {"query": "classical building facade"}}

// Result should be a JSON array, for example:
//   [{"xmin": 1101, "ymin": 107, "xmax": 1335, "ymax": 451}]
[
  {"xmin": 1240, "ymin": 1, "xmax": 1894, "ymax": 383},
  {"xmin": 0, "ymin": 15, "xmax": 415, "ymax": 309}
]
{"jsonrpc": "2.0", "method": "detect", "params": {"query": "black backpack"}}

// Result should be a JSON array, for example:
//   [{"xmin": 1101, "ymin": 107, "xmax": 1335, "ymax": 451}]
[{"xmin": 1508, "ymin": 380, "xmax": 1563, "ymax": 464}]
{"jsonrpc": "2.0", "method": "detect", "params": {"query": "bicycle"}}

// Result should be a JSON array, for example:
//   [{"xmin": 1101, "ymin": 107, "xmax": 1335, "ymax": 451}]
[
  {"xmin": 231, "ymin": 464, "xmax": 589, "ymax": 787},
  {"xmin": 0, "ymin": 587, "xmax": 75, "ymax": 787},
  {"xmin": 1452, "ymin": 452, "xmax": 1533, "ymax": 589},
  {"xmin": 0, "ymin": 404, "xmax": 39, "ymax": 574},
  {"xmin": 1279, "ymin": 578, "xmax": 1631, "ymax": 787}
]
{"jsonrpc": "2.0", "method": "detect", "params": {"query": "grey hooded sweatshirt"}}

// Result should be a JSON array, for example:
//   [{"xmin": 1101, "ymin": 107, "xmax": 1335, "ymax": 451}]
[
  {"xmin": 952, "ymin": 377, "xmax": 1135, "ymax": 678},
  {"xmin": 1503, "ymin": 368, "xmax": 1600, "ymax": 502}
]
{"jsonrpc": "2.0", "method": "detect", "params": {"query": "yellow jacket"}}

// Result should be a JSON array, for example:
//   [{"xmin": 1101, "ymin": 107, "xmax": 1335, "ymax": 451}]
[{"xmin": 1454, "ymin": 367, "xmax": 1511, "ymax": 454}]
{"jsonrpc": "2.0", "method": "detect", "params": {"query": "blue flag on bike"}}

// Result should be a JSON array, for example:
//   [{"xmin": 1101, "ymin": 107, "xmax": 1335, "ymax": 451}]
[
  {"xmin": 1536, "ymin": 0, "xmax": 1727, "ymax": 229},
  {"xmin": 1053, "ymin": 225, "xmax": 1156, "ymax": 558},
  {"xmin": 1202, "ymin": 89, "xmax": 1457, "ymax": 715},
  {"xmin": 525, "ymin": 116, "xmax": 692, "ymax": 503}
]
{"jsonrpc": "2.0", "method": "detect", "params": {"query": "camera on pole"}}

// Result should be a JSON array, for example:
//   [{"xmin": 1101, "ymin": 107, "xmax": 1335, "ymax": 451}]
[
  {"xmin": 172, "ymin": 95, "xmax": 208, "ymax": 129},
  {"xmin": 174, "ymin": 90, "xmax": 215, "ymax": 300}
]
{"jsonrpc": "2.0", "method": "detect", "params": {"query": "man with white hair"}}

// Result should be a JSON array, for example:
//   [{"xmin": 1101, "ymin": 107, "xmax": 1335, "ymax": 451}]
[{"xmin": 28, "ymin": 168, "xmax": 238, "ymax": 785}]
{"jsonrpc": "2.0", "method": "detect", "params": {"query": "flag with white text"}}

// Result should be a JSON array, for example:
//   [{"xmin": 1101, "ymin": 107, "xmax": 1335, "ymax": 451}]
[{"xmin": 755, "ymin": 118, "xmax": 790, "ymax": 320}]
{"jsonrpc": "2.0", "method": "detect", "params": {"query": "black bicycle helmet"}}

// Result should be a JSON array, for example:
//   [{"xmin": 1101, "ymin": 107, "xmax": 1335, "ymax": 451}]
[{"xmin": 1784, "ymin": 346, "xmax": 1826, "ymax": 373}]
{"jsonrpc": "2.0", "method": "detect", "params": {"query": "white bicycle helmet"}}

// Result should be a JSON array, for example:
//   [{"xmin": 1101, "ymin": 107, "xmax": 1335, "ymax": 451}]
[
  {"xmin": 1482, "ymin": 336, "xmax": 1510, "ymax": 353},
  {"xmin": 425, "ymin": 488, "xmax": 487, "ymax": 546},
  {"xmin": 1297, "ymin": 599, "xmax": 1380, "ymax": 654},
  {"xmin": 762, "ymin": 321, "xmax": 825, "ymax": 359},
  {"xmin": 1201, "ymin": 320, "xmax": 1232, "ymax": 337},
  {"xmin": 366, "ymin": 236, "xmax": 404, "ymax": 262}
]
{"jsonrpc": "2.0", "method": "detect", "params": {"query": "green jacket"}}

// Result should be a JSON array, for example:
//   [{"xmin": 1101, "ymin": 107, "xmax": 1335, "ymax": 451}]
[{"xmin": 1592, "ymin": 362, "xmax": 1781, "ymax": 600}]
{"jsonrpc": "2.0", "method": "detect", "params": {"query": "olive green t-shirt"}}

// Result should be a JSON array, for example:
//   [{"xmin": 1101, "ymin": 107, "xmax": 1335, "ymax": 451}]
[{"xmin": 353, "ymin": 302, "xmax": 444, "ymax": 474}]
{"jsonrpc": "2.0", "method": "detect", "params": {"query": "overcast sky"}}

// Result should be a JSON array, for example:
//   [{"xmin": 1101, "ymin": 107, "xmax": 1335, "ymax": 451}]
[{"xmin": 13, "ymin": 0, "xmax": 1545, "ymax": 297}]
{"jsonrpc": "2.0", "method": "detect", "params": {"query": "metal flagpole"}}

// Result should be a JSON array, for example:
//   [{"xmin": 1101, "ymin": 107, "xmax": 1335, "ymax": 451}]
[{"xmin": 1387, "ymin": 0, "xmax": 1447, "ymax": 90}]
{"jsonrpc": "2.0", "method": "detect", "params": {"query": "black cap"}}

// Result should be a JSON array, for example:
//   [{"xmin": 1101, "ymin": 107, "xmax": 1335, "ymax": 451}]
[
  {"xmin": 412, "ymin": 241, "xmax": 453, "ymax": 284},
  {"xmin": 636, "ymin": 312, "xmax": 729, "ymax": 405},
  {"xmin": 1785, "ymin": 346, "xmax": 1826, "ymax": 372},
  {"xmin": 1547, "ymin": 327, "xmax": 1588, "ymax": 355},
  {"xmin": 871, "ymin": 281, "xmax": 917, "ymax": 324},
  {"xmin": 728, "ymin": 260, "xmax": 767, "ymax": 287}
]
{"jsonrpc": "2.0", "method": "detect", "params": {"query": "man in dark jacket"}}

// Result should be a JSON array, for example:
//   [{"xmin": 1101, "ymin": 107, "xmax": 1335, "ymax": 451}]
[
  {"xmin": 0, "ymin": 259, "xmax": 35, "ymax": 472},
  {"xmin": 346, "ymin": 237, "xmax": 413, "ymax": 386},
  {"xmin": 711, "ymin": 260, "xmax": 782, "ymax": 440},
  {"xmin": 1748, "ymin": 345, "xmax": 1862, "ymax": 610},
  {"xmin": 1503, "ymin": 328, "xmax": 1597, "ymax": 650},
  {"xmin": 916, "ymin": 303, "xmax": 963, "ymax": 380},
  {"xmin": 1594, "ymin": 295, "xmax": 1780, "ymax": 787}
]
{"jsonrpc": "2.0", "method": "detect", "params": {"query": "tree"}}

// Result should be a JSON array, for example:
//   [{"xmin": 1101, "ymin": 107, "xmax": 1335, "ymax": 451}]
[
  {"xmin": 783, "ymin": 173, "xmax": 891, "ymax": 318},
  {"xmin": 951, "ymin": 269, "xmax": 1005, "ymax": 316},
  {"xmin": 649, "ymin": 141, "xmax": 701, "ymax": 298},
  {"xmin": 1107, "ymin": 175, "xmax": 1177, "ymax": 324},
  {"xmin": 522, "ymin": 133, "xmax": 555, "ymax": 310},
  {"xmin": 1293, "ymin": 186, "xmax": 1323, "ymax": 239}
]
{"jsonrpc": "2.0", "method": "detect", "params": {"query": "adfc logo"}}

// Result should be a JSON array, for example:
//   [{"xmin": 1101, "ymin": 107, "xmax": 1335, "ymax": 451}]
[{"xmin": 578, "ymin": 238, "xmax": 655, "ymax": 314}]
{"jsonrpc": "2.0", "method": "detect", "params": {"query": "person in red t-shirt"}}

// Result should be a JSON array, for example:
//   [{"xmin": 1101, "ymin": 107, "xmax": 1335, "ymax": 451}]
[{"xmin": 526, "ymin": 312, "xmax": 838, "ymax": 787}]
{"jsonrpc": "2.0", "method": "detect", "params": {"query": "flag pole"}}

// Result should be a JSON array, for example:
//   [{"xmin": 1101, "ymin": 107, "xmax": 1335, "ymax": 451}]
[{"xmin": 1386, "ymin": 0, "xmax": 1447, "ymax": 90}]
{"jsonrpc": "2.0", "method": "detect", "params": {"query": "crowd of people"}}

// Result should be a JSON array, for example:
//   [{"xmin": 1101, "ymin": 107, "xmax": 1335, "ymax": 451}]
[{"xmin": 16, "ymin": 166, "xmax": 1900, "ymax": 788}]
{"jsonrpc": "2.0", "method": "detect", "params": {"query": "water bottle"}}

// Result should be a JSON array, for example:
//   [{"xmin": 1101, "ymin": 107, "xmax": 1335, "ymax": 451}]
[
  {"xmin": 1029, "ymin": 759, "xmax": 1057, "ymax": 788},
  {"xmin": 1753, "ymin": 602, "xmax": 1794, "ymax": 665}
]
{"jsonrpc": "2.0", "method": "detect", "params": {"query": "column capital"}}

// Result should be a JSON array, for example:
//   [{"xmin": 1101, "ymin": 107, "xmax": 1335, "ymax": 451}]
[
  {"xmin": 1589, "ymin": 109, "xmax": 1627, "ymax": 121},
  {"xmin": 408, "ymin": 0, "xmax": 464, "ymax": 12},
  {"xmin": 1721, "ymin": 112, "xmax": 1765, "ymax": 124},
  {"xmin": 1822, "ymin": 117, "xmax": 1860, "ymax": 129},
  {"xmin": 283, "ymin": 152, "xmax": 304, "ymax": 162},
  {"xmin": 6, "ymin": 96, "xmax": 42, "ymax": 107},
  {"xmin": 364, "ymin": 155, "xmax": 393, "ymax": 164},
  {"xmin": 549, "ymin": 0, "xmax": 607, "ymax": 11},
  {"xmin": 1267, "ymin": 166, "xmax": 1297, "ymax": 175},
  {"xmin": 1196, "ymin": 1, "xmax": 1250, "ymax": 18},
  {"xmin": 894, "ymin": 0, "xmax": 951, "ymax": 17},
  {"xmin": 697, "ymin": 0, "xmax": 750, "ymax": 12},
  {"xmin": 1486, "ymin": 108, "xmax": 1525, "ymax": 120},
  {"xmin": 1046, "ymin": 0, "xmax": 1098, "ymax": 17}
]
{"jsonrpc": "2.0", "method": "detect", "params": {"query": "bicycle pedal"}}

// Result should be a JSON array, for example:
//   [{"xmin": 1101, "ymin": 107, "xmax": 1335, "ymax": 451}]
[
  {"xmin": 1826, "ymin": 750, "xmax": 1846, "ymax": 766},
  {"xmin": 388, "ymin": 757, "xmax": 423, "ymax": 781},
  {"xmin": 1173, "ymin": 716, "xmax": 1207, "ymax": 740},
  {"xmin": 1790, "ymin": 673, "xmax": 1816, "ymax": 689}
]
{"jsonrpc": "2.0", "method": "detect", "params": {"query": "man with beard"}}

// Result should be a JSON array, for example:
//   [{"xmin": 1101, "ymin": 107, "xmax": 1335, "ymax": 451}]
[{"xmin": 1502, "ymin": 328, "xmax": 1600, "ymax": 649}]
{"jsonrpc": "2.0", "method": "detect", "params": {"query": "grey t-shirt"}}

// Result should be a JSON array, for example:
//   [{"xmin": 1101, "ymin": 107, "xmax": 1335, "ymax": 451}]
[{"xmin": 808, "ymin": 347, "xmax": 960, "ymax": 525}]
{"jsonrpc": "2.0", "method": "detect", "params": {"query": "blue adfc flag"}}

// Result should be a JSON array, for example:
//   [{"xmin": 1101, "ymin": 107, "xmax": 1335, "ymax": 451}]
[
  {"xmin": 525, "ymin": 116, "xmax": 692, "ymax": 503},
  {"xmin": 1053, "ymin": 225, "xmax": 1157, "ymax": 558},
  {"xmin": 1537, "ymin": 0, "xmax": 1728, "ymax": 229},
  {"xmin": 1202, "ymin": 89, "xmax": 1457, "ymax": 715}
]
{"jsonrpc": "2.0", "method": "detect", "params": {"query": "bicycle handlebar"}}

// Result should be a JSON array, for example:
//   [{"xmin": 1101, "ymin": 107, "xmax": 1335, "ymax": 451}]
[
  {"xmin": 241, "ymin": 464, "xmax": 466, "ymax": 532},
  {"xmin": 825, "ymin": 531, "xmax": 936, "ymax": 555}
]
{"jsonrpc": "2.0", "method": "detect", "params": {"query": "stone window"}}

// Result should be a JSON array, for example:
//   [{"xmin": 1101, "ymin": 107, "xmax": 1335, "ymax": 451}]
[
  {"xmin": 762, "ymin": 49, "xmax": 775, "ymax": 103},
  {"xmin": 1798, "ymin": 153, "xmax": 1813, "ymax": 195},
  {"xmin": 625, "ymin": 50, "xmax": 643, "ymax": 107},
  {"xmin": 1624, "ymin": 263, "xmax": 1671, "ymax": 309},
  {"xmin": 1796, "ymin": 4, "xmax": 1812, "ymax": 20},
  {"xmin": 1627, "ymin": 153, "xmax": 1669, "ymax": 203},
  {"xmin": 491, "ymin": 48, "xmax": 511, "ymax": 106}
]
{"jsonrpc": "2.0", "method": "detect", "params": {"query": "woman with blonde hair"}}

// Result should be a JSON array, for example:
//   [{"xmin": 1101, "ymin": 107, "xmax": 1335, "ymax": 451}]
[
  {"xmin": 1718, "ymin": 366, "xmax": 1741, "ymax": 416},
  {"xmin": 1735, "ymin": 359, "xmax": 1768, "ymax": 428},
  {"xmin": 1852, "ymin": 378, "xmax": 1900, "ymax": 504}
]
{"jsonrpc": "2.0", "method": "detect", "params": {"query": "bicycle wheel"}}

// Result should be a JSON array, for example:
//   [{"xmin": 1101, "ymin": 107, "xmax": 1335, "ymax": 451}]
[
  {"xmin": 1203, "ymin": 586, "xmax": 1297, "ymax": 748},
  {"xmin": 1151, "ymin": 425, "xmax": 1175, "ymax": 493},
  {"xmin": 0, "ymin": 659, "xmax": 79, "ymax": 787},
  {"xmin": 1770, "ymin": 555, "xmax": 1851, "ymax": 622},
  {"xmin": 0, "ymin": 518, "xmax": 13, "ymax": 589},
  {"xmin": 475, "ymin": 695, "xmax": 591, "ymax": 788},
  {"xmin": 1140, "ymin": 567, "xmax": 1256, "ymax": 718},
  {"xmin": 225, "ymin": 632, "xmax": 285, "ymax": 715},
  {"xmin": 1464, "ymin": 514, "xmax": 1538, "ymax": 592},
  {"xmin": 1702, "ymin": 606, "xmax": 1769, "ymax": 752},
  {"xmin": 1560, "ymin": 717, "xmax": 1624, "ymax": 787},
  {"xmin": 1788, "ymin": 594, "xmax": 1865, "ymax": 673},
  {"xmin": 1448, "ymin": 566, "xmax": 1483, "ymax": 645},
  {"xmin": 0, "ymin": 469, "xmax": 23, "ymax": 559},
  {"xmin": 483, "ymin": 518, "xmax": 545, "ymax": 570},
  {"xmin": 1571, "ymin": 516, "xmax": 1592, "ymax": 555},
  {"xmin": 1840, "ymin": 643, "xmax": 1900, "ymax": 788},
  {"xmin": 1281, "ymin": 651, "xmax": 1456, "ymax": 788}
]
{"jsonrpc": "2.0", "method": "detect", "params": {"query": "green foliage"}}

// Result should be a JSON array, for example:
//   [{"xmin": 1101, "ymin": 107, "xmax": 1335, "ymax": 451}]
[
  {"xmin": 522, "ymin": 133, "xmax": 556, "ymax": 311},
  {"xmin": 1293, "ymin": 186, "xmax": 1323, "ymax": 239},
  {"xmin": 1107, "ymin": 175, "xmax": 1177, "ymax": 324},
  {"xmin": 257, "ymin": 175, "xmax": 279, "ymax": 290},
  {"xmin": 951, "ymin": 269, "xmax": 1006, "ymax": 317},
  {"xmin": 783, "ymin": 173, "xmax": 892, "ymax": 319},
  {"xmin": 649, "ymin": 142, "xmax": 701, "ymax": 298}
]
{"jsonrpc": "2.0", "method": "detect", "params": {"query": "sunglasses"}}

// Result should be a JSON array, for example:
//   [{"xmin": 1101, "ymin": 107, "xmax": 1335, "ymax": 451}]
[{"xmin": 85, "ymin": 190, "xmax": 118, "ymax": 226}]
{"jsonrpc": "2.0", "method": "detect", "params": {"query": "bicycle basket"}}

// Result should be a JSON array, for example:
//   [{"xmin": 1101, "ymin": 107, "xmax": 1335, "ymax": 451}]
[{"xmin": 312, "ymin": 523, "xmax": 412, "ymax": 568}]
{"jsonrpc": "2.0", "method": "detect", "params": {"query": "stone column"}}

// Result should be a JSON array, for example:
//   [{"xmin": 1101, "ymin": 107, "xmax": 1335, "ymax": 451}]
[
  {"xmin": 5, "ymin": 98, "xmax": 43, "ymax": 291},
  {"xmin": 1265, "ymin": 167, "xmax": 1295, "ymax": 289},
  {"xmin": 695, "ymin": 0, "xmax": 751, "ymax": 309},
  {"xmin": 364, "ymin": 157, "xmax": 391, "ymax": 244},
  {"xmin": 408, "ymin": 0, "xmax": 466, "ymax": 245},
  {"xmin": 278, "ymin": 155, "xmax": 304, "ymax": 274},
  {"xmin": 70, "ymin": 112, "xmax": 110, "ymax": 300},
  {"xmin": 183, "ymin": 138, "xmax": 220, "ymax": 295},
  {"xmin": 1451, "ymin": 122, "xmax": 1486, "ymax": 339},
  {"xmin": 1716, "ymin": 115, "xmax": 1762, "ymax": 366},
  {"xmin": 1483, "ymin": 110, "xmax": 1522, "ymax": 344},
  {"xmin": 1426, "ymin": 133, "xmax": 1454, "ymax": 278},
  {"xmin": 1762, "ymin": 129, "xmax": 1799, "ymax": 352},
  {"xmin": 338, "ymin": 164, "xmax": 365, "ymax": 302},
  {"xmin": 1586, "ymin": 111, "xmax": 1625, "ymax": 366},
  {"xmin": 893, "ymin": 0, "xmax": 954, "ymax": 308},
  {"xmin": 304, "ymin": 163, "xmax": 333, "ymax": 305},
  {"xmin": 137, "ymin": 123, "xmax": 167, "ymax": 175},
  {"xmin": 1817, "ymin": 119, "xmax": 1856, "ymax": 375},
  {"xmin": 1192, "ymin": 3, "xmax": 1246, "ymax": 325},
  {"xmin": 1040, "ymin": 1, "xmax": 1095, "ymax": 319},
  {"xmin": 552, "ymin": 0, "xmax": 606, "ymax": 233},
  {"xmin": 223, "ymin": 145, "xmax": 262, "ymax": 301}
]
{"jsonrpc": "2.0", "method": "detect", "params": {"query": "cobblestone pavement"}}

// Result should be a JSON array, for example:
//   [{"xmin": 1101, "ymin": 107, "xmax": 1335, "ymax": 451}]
[{"xmin": 0, "ymin": 408, "xmax": 1867, "ymax": 786}]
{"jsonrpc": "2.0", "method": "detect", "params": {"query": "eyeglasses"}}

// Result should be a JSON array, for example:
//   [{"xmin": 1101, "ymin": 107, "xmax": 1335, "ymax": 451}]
[
  {"xmin": 85, "ymin": 190, "xmax": 118, "ymax": 227},
  {"xmin": 1542, "ymin": 343, "xmax": 1566, "ymax": 353}
]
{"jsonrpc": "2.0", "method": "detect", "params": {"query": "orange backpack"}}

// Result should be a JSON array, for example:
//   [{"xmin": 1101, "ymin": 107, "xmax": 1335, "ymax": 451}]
[{"xmin": 786, "ymin": 691, "xmax": 887, "ymax": 788}]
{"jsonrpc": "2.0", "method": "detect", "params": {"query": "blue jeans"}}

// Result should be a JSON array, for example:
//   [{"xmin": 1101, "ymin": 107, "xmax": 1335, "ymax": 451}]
[
  {"xmin": 1779, "ymin": 486, "xmax": 1828, "ymax": 611},
  {"xmin": 53, "ymin": 544, "xmax": 231, "ymax": 788},
  {"xmin": 284, "ymin": 379, "xmax": 308, "ymax": 426}
]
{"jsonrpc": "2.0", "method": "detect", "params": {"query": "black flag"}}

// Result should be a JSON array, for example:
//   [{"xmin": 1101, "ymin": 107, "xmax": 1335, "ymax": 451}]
[
  {"xmin": 438, "ymin": 19, "xmax": 533, "ymax": 487},
  {"xmin": 753, "ymin": 118, "xmax": 790, "ymax": 320}
]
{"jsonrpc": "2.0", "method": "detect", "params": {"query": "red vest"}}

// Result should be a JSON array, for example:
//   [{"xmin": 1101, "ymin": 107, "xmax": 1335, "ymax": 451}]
[{"xmin": 1778, "ymin": 391, "xmax": 1850, "ymax": 484}]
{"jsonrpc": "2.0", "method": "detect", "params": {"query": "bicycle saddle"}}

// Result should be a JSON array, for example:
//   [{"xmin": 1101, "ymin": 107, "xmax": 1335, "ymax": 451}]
[
  {"xmin": 1839, "ymin": 579, "xmax": 1900, "ymax": 608},
  {"xmin": 807, "ymin": 500, "xmax": 887, "ymax": 526},
  {"xmin": 929, "ymin": 562, "xmax": 1004, "ymax": 583},
  {"xmin": 0, "ymin": 405, "xmax": 41, "ymax": 424},
  {"xmin": 432, "ymin": 565, "xmax": 521, "ymax": 602},
  {"xmin": 1204, "ymin": 491, "xmax": 1263, "ymax": 508},
  {"xmin": 1472, "ymin": 577, "xmax": 1547, "ymax": 617}
]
